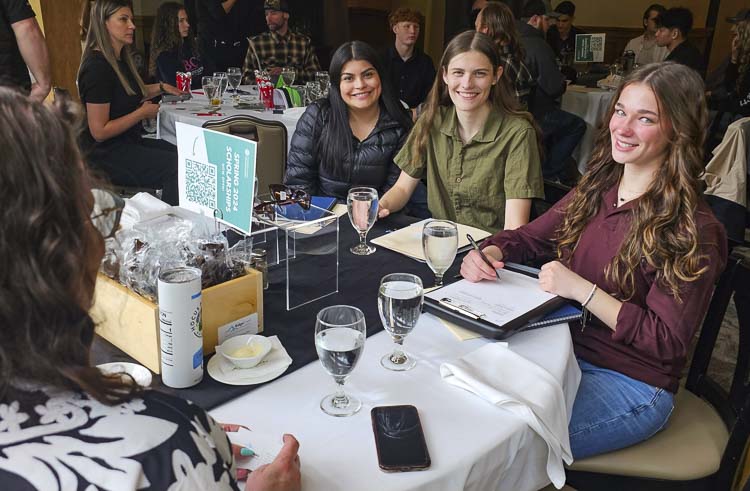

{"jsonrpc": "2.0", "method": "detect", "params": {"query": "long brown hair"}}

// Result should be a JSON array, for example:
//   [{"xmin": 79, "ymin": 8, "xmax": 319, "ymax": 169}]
[
  {"xmin": 149, "ymin": 2, "xmax": 189, "ymax": 79},
  {"xmin": 733, "ymin": 19, "xmax": 750, "ymax": 94},
  {"xmin": 0, "ymin": 87, "xmax": 140, "ymax": 404},
  {"xmin": 477, "ymin": 2, "xmax": 525, "ymax": 60},
  {"xmin": 555, "ymin": 62, "xmax": 709, "ymax": 301},
  {"xmin": 80, "ymin": 0, "xmax": 146, "ymax": 97},
  {"xmin": 409, "ymin": 30, "xmax": 537, "ymax": 167}
]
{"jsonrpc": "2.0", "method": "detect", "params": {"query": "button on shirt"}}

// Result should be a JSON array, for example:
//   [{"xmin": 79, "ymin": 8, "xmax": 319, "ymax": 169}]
[
  {"xmin": 385, "ymin": 46, "xmax": 436, "ymax": 109},
  {"xmin": 395, "ymin": 106, "xmax": 543, "ymax": 232}
]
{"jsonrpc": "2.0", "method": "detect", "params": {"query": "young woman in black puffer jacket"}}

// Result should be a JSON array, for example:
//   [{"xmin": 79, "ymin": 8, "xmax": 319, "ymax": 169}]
[{"xmin": 284, "ymin": 41, "xmax": 416, "ymax": 201}]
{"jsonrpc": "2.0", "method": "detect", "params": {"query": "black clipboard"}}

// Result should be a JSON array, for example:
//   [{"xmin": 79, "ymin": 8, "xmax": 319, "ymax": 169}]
[{"xmin": 423, "ymin": 263, "xmax": 566, "ymax": 340}]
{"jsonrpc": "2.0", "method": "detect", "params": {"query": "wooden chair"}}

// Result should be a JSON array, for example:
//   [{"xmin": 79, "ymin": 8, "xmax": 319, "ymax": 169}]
[
  {"xmin": 202, "ymin": 115, "xmax": 288, "ymax": 195},
  {"xmin": 565, "ymin": 250, "xmax": 750, "ymax": 491}
]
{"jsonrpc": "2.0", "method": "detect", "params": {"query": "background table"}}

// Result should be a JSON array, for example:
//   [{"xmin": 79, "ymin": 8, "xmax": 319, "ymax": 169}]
[
  {"xmin": 561, "ymin": 86, "xmax": 616, "ymax": 172},
  {"xmin": 157, "ymin": 86, "xmax": 305, "ymax": 148}
]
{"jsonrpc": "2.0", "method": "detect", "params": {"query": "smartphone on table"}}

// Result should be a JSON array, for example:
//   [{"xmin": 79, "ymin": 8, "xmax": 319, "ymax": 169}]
[{"xmin": 371, "ymin": 405, "xmax": 431, "ymax": 472}]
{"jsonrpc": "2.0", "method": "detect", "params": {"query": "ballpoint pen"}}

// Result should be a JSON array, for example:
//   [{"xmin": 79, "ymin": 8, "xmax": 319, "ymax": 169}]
[{"xmin": 466, "ymin": 233, "xmax": 500, "ymax": 280}]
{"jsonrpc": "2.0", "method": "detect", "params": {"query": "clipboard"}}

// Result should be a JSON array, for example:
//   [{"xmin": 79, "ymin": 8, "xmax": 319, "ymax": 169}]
[{"xmin": 423, "ymin": 263, "xmax": 567, "ymax": 340}]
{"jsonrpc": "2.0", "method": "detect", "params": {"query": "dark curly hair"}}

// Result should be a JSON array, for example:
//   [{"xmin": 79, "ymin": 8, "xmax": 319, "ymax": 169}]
[
  {"xmin": 149, "ymin": 2, "xmax": 193, "ymax": 79},
  {"xmin": 0, "ymin": 87, "xmax": 140, "ymax": 404}
]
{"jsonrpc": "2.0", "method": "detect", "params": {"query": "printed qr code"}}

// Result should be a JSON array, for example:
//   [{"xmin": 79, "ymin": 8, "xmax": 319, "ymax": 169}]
[
  {"xmin": 590, "ymin": 36, "xmax": 603, "ymax": 51},
  {"xmin": 185, "ymin": 159, "xmax": 218, "ymax": 209}
]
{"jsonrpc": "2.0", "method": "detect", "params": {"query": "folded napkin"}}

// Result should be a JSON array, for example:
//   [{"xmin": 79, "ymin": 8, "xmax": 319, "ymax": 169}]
[
  {"xmin": 440, "ymin": 343, "xmax": 577, "ymax": 488},
  {"xmin": 217, "ymin": 336, "xmax": 292, "ymax": 382},
  {"xmin": 120, "ymin": 192, "xmax": 172, "ymax": 229}
]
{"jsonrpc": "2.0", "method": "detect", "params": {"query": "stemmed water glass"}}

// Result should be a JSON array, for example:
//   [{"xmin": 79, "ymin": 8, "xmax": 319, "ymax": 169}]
[
  {"xmin": 201, "ymin": 76, "xmax": 219, "ymax": 109},
  {"xmin": 280, "ymin": 66, "xmax": 296, "ymax": 86},
  {"xmin": 422, "ymin": 220, "xmax": 458, "ymax": 287},
  {"xmin": 315, "ymin": 305, "xmax": 366, "ymax": 417},
  {"xmin": 378, "ymin": 273, "xmax": 423, "ymax": 371},
  {"xmin": 347, "ymin": 187, "xmax": 378, "ymax": 255},
  {"xmin": 227, "ymin": 67, "xmax": 242, "ymax": 102},
  {"xmin": 315, "ymin": 71, "xmax": 330, "ymax": 97}
]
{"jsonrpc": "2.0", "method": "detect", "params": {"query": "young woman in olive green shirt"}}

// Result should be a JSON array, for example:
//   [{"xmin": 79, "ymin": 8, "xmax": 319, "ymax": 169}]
[{"xmin": 378, "ymin": 30, "xmax": 544, "ymax": 232}]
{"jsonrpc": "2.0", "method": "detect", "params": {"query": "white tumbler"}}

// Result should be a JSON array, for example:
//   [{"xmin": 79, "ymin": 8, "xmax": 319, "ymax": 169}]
[{"xmin": 158, "ymin": 267, "xmax": 204, "ymax": 388}]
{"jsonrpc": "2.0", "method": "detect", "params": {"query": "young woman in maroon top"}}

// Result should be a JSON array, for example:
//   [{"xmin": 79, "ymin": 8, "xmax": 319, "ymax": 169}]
[{"xmin": 460, "ymin": 62, "xmax": 728, "ymax": 459}]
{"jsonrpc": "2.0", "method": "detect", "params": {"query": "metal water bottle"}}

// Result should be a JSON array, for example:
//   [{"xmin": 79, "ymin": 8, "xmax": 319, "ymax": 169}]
[{"xmin": 158, "ymin": 267, "xmax": 204, "ymax": 388}]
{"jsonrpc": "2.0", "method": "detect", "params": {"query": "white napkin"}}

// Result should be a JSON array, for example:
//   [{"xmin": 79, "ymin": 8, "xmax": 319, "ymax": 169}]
[
  {"xmin": 217, "ymin": 336, "xmax": 292, "ymax": 382},
  {"xmin": 120, "ymin": 192, "xmax": 172, "ymax": 229},
  {"xmin": 440, "ymin": 343, "xmax": 575, "ymax": 489}
]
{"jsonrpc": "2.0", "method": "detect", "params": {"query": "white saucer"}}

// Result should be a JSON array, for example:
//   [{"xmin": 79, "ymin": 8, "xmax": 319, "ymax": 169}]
[
  {"xmin": 97, "ymin": 362, "xmax": 153, "ymax": 387},
  {"xmin": 207, "ymin": 354, "xmax": 290, "ymax": 386}
]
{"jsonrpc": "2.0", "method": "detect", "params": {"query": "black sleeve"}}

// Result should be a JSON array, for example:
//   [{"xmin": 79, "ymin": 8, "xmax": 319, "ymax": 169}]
[
  {"xmin": 78, "ymin": 56, "xmax": 117, "ymax": 105},
  {"xmin": 3, "ymin": 0, "xmax": 35, "ymax": 24},
  {"xmin": 156, "ymin": 52, "xmax": 180, "ymax": 85},
  {"xmin": 383, "ymin": 129, "xmax": 407, "ymax": 192},
  {"xmin": 201, "ymin": 0, "xmax": 229, "ymax": 21},
  {"xmin": 284, "ymin": 102, "xmax": 323, "ymax": 194}
]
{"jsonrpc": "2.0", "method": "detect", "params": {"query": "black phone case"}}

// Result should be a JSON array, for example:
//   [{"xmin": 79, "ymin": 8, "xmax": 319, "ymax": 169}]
[{"xmin": 371, "ymin": 405, "xmax": 431, "ymax": 472}]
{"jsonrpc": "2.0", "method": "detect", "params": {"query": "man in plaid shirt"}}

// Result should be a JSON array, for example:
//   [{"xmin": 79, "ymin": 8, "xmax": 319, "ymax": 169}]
[{"xmin": 243, "ymin": 0, "xmax": 321, "ymax": 84}]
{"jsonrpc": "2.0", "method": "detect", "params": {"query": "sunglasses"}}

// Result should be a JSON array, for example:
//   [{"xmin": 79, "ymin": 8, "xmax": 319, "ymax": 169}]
[
  {"xmin": 253, "ymin": 184, "xmax": 311, "ymax": 221},
  {"xmin": 90, "ymin": 188, "xmax": 125, "ymax": 239}
]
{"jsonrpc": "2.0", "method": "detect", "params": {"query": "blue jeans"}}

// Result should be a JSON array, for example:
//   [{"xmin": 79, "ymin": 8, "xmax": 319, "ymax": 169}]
[
  {"xmin": 538, "ymin": 108, "xmax": 586, "ymax": 180},
  {"xmin": 569, "ymin": 359, "xmax": 675, "ymax": 460}
]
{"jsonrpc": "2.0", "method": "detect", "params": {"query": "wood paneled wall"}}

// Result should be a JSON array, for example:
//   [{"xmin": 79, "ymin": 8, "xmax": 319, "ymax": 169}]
[{"xmin": 35, "ymin": 0, "xmax": 83, "ymax": 99}]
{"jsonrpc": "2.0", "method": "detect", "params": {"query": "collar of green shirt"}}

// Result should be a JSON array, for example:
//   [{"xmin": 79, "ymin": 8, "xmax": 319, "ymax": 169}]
[
  {"xmin": 437, "ymin": 105, "xmax": 505, "ymax": 143},
  {"xmin": 269, "ymin": 30, "xmax": 292, "ymax": 45}
]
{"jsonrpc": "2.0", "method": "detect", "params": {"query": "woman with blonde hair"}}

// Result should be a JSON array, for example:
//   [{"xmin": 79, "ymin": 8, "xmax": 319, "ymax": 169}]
[
  {"xmin": 379, "ymin": 30, "xmax": 543, "ymax": 232},
  {"xmin": 149, "ymin": 1, "xmax": 206, "ymax": 89},
  {"xmin": 461, "ymin": 62, "xmax": 728, "ymax": 458},
  {"xmin": 78, "ymin": 0, "xmax": 184, "ymax": 204}
]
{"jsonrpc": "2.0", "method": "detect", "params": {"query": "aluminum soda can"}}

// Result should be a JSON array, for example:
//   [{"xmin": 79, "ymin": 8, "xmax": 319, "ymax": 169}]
[
  {"xmin": 176, "ymin": 71, "xmax": 192, "ymax": 92},
  {"xmin": 158, "ymin": 267, "xmax": 203, "ymax": 388}
]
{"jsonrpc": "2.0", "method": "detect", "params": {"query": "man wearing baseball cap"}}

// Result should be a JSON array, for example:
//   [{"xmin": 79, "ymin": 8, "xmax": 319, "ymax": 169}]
[{"xmin": 243, "ymin": 0, "xmax": 321, "ymax": 84}]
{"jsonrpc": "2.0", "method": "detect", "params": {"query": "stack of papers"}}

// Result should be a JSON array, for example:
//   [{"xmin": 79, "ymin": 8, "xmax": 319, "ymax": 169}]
[{"xmin": 371, "ymin": 219, "xmax": 491, "ymax": 262}]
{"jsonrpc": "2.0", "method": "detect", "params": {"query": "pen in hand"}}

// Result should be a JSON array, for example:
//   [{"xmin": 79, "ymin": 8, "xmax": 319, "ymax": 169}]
[{"xmin": 466, "ymin": 234, "xmax": 501, "ymax": 280}]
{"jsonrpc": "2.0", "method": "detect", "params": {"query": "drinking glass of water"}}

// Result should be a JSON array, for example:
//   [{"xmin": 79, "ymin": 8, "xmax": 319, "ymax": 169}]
[
  {"xmin": 201, "ymin": 76, "xmax": 220, "ymax": 109},
  {"xmin": 227, "ymin": 67, "xmax": 242, "ymax": 102},
  {"xmin": 378, "ymin": 273, "xmax": 423, "ymax": 371},
  {"xmin": 315, "ymin": 71, "xmax": 330, "ymax": 97},
  {"xmin": 347, "ymin": 187, "xmax": 378, "ymax": 255},
  {"xmin": 422, "ymin": 220, "xmax": 458, "ymax": 286},
  {"xmin": 213, "ymin": 71, "xmax": 228, "ymax": 100},
  {"xmin": 315, "ymin": 305, "xmax": 366, "ymax": 417},
  {"xmin": 280, "ymin": 66, "xmax": 296, "ymax": 86}
]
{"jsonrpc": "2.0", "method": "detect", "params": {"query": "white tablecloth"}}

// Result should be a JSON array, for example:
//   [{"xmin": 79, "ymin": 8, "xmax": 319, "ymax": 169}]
[
  {"xmin": 157, "ymin": 86, "xmax": 304, "ymax": 149},
  {"xmin": 561, "ymin": 86, "xmax": 616, "ymax": 172},
  {"xmin": 210, "ymin": 315, "xmax": 581, "ymax": 491}
]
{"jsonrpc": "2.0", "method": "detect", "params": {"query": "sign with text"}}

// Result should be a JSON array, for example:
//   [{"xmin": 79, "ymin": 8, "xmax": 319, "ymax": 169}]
[
  {"xmin": 176, "ymin": 122, "xmax": 256, "ymax": 234},
  {"xmin": 574, "ymin": 33, "xmax": 606, "ymax": 63}
]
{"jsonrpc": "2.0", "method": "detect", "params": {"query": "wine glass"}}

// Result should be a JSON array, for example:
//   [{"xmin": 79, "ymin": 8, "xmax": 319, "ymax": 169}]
[
  {"xmin": 227, "ymin": 67, "xmax": 242, "ymax": 102},
  {"xmin": 315, "ymin": 305, "xmax": 366, "ymax": 417},
  {"xmin": 201, "ymin": 76, "xmax": 219, "ymax": 109},
  {"xmin": 280, "ymin": 66, "xmax": 296, "ymax": 86},
  {"xmin": 378, "ymin": 273, "xmax": 423, "ymax": 371},
  {"xmin": 347, "ymin": 187, "xmax": 378, "ymax": 255},
  {"xmin": 422, "ymin": 220, "xmax": 458, "ymax": 287},
  {"xmin": 214, "ymin": 72, "xmax": 228, "ymax": 101}
]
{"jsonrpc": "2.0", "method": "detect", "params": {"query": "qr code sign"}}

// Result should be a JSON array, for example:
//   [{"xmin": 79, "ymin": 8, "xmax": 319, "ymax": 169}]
[
  {"xmin": 591, "ymin": 36, "xmax": 603, "ymax": 51},
  {"xmin": 185, "ymin": 159, "xmax": 218, "ymax": 209}
]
